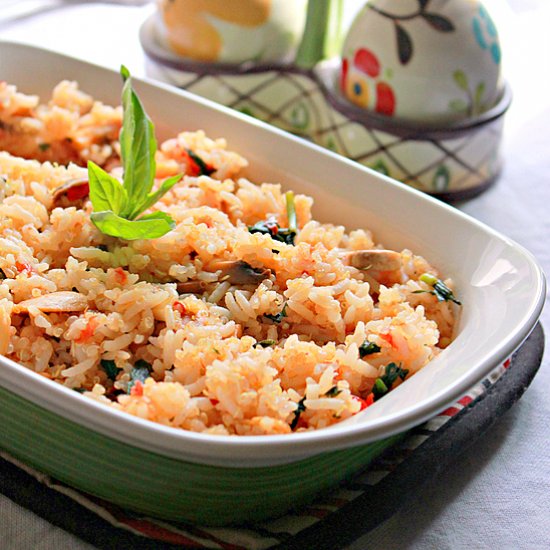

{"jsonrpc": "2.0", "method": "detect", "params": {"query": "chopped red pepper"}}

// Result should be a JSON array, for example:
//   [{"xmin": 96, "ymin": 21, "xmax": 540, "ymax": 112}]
[
  {"xmin": 173, "ymin": 301, "xmax": 187, "ymax": 316},
  {"xmin": 114, "ymin": 267, "xmax": 127, "ymax": 285},
  {"xmin": 379, "ymin": 332, "xmax": 394, "ymax": 348},
  {"xmin": 130, "ymin": 379, "xmax": 144, "ymax": 397},
  {"xmin": 266, "ymin": 222, "xmax": 278, "ymax": 235},
  {"xmin": 76, "ymin": 317, "xmax": 99, "ymax": 344},
  {"xmin": 353, "ymin": 394, "xmax": 374, "ymax": 411},
  {"xmin": 66, "ymin": 181, "xmax": 90, "ymax": 201},
  {"xmin": 15, "ymin": 261, "xmax": 36, "ymax": 276}
]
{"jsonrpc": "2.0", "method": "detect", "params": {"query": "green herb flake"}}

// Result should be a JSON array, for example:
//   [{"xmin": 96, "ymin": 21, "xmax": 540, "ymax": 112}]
[
  {"xmin": 285, "ymin": 191, "xmax": 297, "ymax": 233},
  {"xmin": 72, "ymin": 387, "xmax": 86, "ymax": 394},
  {"xmin": 100, "ymin": 359, "xmax": 120, "ymax": 381},
  {"xmin": 372, "ymin": 362, "xmax": 409, "ymax": 401},
  {"xmin": 0, "ymin": 268, "xmax": 6, "ymax": 280},
  {"xmin": 127, "ymin": 359, "xmax": 153, "ymax": 393},
  {"xmin": 414, "ymin": 273, "xmax": 461, "ymax": 305},
  {"xmin": 248, "ymin": 193, "xmax": 298, "ymax": 246},
  {"xmin": 290, "ymin": 397, "xmax": 306, "ymax": 430},
  {"xmin": 324, "ymin": 385, "xmax": 342, "ymax": 397},
  {"xmin": 38, "ymin": 143, "xmax": 51, "ymax": 152},
  {"xmin": 253, "ymin": 339, "xmax": 277, "ymax": 348},
  {"xmin": 264, "ymin": 303, "xmax": 288, "ymax": 323},
  {"xmin": 88, "ymin": 66, "xmax": 182, "ymax": 241},
  {"xmin": 358, "ymin": 341, "xmax": 381, "ymax": 358}
]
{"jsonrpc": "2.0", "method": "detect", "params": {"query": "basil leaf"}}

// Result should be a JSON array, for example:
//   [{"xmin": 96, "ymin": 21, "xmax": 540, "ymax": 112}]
[
  {"xmin": 87, "ymin": 67, "xmax": 182, "ymax": 241},
  {"xmin": 134, "ymin": 173, "xmax": 182, "ymax": 214},
  {"xmin": 88, "ymin": 160, "xmax": 126, "ymax": 214},
  {"xmin": 137, "ymin": 211, "xmax": 175, "ymax": 225},
  {"xmin": 91, "ymin": 210, "xmax": 175, "ymax": 240},
  {"xmin": 119, "ymin": 66, "xmax": 157, "ymax": 219}
]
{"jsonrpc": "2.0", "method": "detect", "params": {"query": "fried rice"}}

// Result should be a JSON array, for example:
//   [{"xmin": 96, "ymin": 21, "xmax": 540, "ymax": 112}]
[{"xmin": 0, "ymin": 81, "xmax": 458, "ymax": 436}]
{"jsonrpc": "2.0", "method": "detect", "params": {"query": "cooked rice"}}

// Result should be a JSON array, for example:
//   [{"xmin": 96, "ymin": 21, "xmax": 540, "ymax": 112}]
[{"xmin": 0, "ymin": 81, "xmax": 458, "ymax": 436}]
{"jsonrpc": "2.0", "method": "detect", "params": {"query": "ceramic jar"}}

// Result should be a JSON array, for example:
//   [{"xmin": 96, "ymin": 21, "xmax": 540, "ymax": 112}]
[
  {"xmin": 156, "ymin": 0, "xmax": 307, "ymax": 63},
  {"xmin": 340, "ymin": 0, "xmax": 503, "ymax": 123}
]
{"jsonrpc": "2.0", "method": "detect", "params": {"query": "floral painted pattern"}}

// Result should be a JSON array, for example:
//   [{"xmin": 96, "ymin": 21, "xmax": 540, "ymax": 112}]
[
  {"xmin": 472, "ymin": 4, "xmax": 501, "ymax": 64},
  {"xmin": 449, "ymin": 70, "xmax": 488, "ymax": 117},
  {"xmin": 367, "ymin": 0, "xmax": 455, "ymax": 65},
  {"xmin": 341, "ymin": 48, "xmax": 396, "ymax": 116}
]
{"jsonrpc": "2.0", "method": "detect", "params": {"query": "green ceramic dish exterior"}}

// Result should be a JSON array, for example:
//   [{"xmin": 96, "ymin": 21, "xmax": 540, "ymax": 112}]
[{"xmin": 0, "ymin": 386, "xmax": 404, "ymax": 525}]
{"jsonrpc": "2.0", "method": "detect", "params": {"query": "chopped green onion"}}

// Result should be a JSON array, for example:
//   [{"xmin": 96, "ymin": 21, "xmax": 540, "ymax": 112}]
[
  {"xmin": 415, "ymin": 273, "xmax": 461, "ymax": 305},
  {"xmin": 324, "ymin": 385, "xmax": 342, "ymax": 397},
  {"xmin": 358, "ymin": 341, "xmax": 381, "ymax": 358},
  {"xmin": 186, "ymin": 149, "xmax": 215, "ymax": 176},
  {"xmin": 264, "ymin": 303, "xmax": 288, "ymax": 323},
  {"xmin": 100, "ymin": 359, "xmax": 120, "ymax": 381},
  {"xmin": 372, "ymin": 362, "xmax": 409, "ymax": 400},
  {"xmin": 290, "ymin": 397, "xmax": 306, "ymax": 430},
  {"xmin": 253, "ymin": 339, "xmax": 277, "ymax": 348},
  {"xmin": 285, "ymin": 190, "xmax": 297, "ymax": 233}
]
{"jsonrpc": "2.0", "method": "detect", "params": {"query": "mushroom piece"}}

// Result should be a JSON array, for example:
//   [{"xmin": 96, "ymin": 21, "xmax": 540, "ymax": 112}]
[
  {"xmin": 51, "ymin": 177, "xmax": 90, "ymax": 208},
  {"xmin": 13, "ymin": 291, "xmax": 88, "ymax": 314},
  {"xmin": 175, "ymin": 261, "xmax": 271, "ymax": 294},
  {"xmin": 342, "ymin": 249, "xmax": 402, "ymax": 272},
  {"xmin": 209, "ymin": 259, "xmax": 271, "ymax": 285},
  {"xmin": 176, "ymin": 280, "xmax": 209, "ymax": 294}
]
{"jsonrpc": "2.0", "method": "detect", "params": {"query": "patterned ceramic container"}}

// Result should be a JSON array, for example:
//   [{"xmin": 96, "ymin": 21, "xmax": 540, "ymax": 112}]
[
  {"xmin": 341, "ymin": 0, "xmax": 503, "ymax": 123},
  {"xmin": 156, "ymin": 0, "xmax": 307, "ymax": 63},
  {"xmin": 141, "ymin": 6, "xmax": 511, "ymax": 200}
]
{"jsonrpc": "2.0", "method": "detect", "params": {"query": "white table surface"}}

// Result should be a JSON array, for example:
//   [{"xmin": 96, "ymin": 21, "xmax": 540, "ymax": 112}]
[{"xmin": 1, "ymin": 1, "xmax": 548, "ymax": 549}]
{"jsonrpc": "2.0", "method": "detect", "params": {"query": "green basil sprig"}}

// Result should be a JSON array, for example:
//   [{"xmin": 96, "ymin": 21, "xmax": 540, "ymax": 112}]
[{"xmin": 88, "ymin": 66, "xmax": 182, "ymax": 240}]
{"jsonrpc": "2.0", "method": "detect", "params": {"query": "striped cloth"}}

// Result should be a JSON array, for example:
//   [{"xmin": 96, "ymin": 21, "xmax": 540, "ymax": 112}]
[{"xmin": 0, "ymin": 358, "xmax": 511, "ymax": 550}]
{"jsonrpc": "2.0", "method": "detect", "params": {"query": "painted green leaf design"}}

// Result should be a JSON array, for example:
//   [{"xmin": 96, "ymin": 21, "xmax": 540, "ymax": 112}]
[
  {"xmin": 453, "ymin": 70, "xmax": 469, "ymax": 91},
  {"xmin": 474, "ymin": 82, "xmax": 486, "ymax": 108},
  {"xmin": 422, "ymin": 12, "xmax": 455, "ymax": 32},
  {"xmin": 395, "ymin": 22, "xmax": 413, "ymax": 65},
  {"xmin": 239, "ymin": 106, "xmax": 255, "ymax": 117},
  {"xmin": 432, "ymin": 165, "xmax": 450, "ymax": 192},
  {"xmin": 371, "ymin": 159, "xmax": 390, "ymax": 176},
  {"xmin": 326, "ymin": 137, "xmax": 337, "ymax": 152},
  {"xmin": 449, "ymin": 99, "xmax": 468, "ymax": 112},
  {"xmin": 290, "ymin": 103, "xmax": 310, "ymax": 130}
]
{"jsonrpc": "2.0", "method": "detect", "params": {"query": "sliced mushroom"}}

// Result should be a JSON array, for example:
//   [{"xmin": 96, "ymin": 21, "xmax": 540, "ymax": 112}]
[
  {"xmin": 52, "ymin": 177, "xmax": 89, "ymax": 208},
  {"xmin": 176, "ymin": 280, "xmax": 209, "ymax": 294},
  {"xmin": 209, "ymin": 259, "xmax": 271, "ymax": 285},
  {"xmin": 13, "ymin": 291, "xmax": 88, "ymax": 314},
  {"xmin": 342, "ymin": 249, "xmax": 402, "ymax": 272}
]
